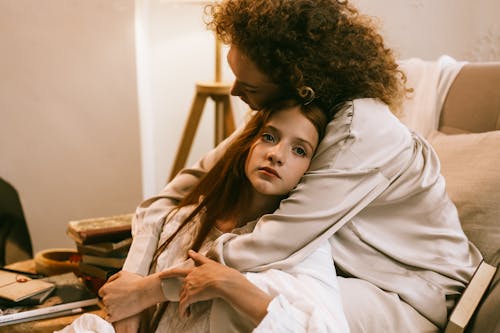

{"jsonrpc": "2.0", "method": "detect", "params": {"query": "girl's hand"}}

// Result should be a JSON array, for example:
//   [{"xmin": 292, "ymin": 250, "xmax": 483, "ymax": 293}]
[
  {"xmin": 112, "ymin": 314, "xmax": 141, "ymax": 333},
  {"xmin": 99, "ymin": 270, "xmax": 165, "ymax": 322},
  {"xmin": 158, "ymin": 250, "xmax": 244, "ymax": 318}
]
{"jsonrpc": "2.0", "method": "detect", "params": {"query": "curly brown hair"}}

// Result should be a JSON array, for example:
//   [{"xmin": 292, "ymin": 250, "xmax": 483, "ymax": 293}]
[{"xmin": 207, "ymin": 0, "xmax": 407, "ymax": 114}]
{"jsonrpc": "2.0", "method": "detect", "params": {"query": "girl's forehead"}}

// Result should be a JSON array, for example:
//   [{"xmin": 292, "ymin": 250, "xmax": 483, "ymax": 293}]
[
  {"xmin": 267, "ymin": 106, "xmax": 302, "ymax": 122},
  {"xmin": 266, "ymin": 107, "xmax": 318, "ymax": 142}
]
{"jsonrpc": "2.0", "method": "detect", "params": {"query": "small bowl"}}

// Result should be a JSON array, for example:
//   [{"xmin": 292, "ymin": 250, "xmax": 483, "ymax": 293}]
[{"xmin": 34, "ymin": 248, "xmax": 81, "ymax": 276}]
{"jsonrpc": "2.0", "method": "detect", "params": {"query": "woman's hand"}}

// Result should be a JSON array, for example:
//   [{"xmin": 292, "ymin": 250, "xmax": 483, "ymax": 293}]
[
  {"xmin": 98, "ymin": 270, "xmax": 166, "ymax": 322},
  {"xmin": 158, "ymin": 250, "xmax": 244, "ymax": 319}
]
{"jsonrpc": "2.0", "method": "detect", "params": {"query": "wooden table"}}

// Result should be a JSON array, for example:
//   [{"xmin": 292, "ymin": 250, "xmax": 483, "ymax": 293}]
[{"xmin": 0, "ymin": 260, "xmax": 106, "ymax": 333}]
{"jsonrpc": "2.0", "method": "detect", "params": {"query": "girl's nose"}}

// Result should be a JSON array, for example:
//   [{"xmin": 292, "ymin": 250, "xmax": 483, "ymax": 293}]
[{"xmin": 267, "ymin": 147, "xmax": 284, "ymax": 166}]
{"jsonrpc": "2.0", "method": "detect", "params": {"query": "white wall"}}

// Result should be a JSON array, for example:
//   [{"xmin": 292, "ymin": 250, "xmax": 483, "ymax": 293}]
[
  {"xmin": 1, "ymin": 0, "xmax": 142, "ymax": 253},
  {"xmin": 136, "ymin": 0, "xmax": 247, "ymax": 197},
  {"xmin": 352, "ymin": 0, "xmax": 500, "ymax": 61},
  {"xmin": 138, "ymin": 0, "xmax": 500, "ymax": 198}
]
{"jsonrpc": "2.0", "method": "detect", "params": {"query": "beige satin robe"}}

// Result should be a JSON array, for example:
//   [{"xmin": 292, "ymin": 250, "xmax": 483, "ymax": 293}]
[{"xmin": 124, "ymin": 98, "xmax": 482, "ymax": 331}]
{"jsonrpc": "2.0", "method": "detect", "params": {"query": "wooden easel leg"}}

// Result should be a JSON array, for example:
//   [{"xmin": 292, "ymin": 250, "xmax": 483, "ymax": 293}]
[
  {"xmin": 214, "ymin": 98, "xmax": 225, "ymax": 146},
  {"xmin": 223, "ymin": 95, "xmax": 235, "ymax": 137},
  {"xmin": 169, "ymin": 92, "xmax": 208, "ymax": 181},
  {"xmin": 214, "ymin": 95, "xmax": 235, "ymax": 146},
  {"xmin": 169, "ymin": 83, "xmax": 235, "ymax": 181}
]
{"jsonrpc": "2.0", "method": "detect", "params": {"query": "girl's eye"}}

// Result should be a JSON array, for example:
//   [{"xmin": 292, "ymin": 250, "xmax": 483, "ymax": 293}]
[
  {"xmin": 262, "ymin": 133, "xmax": 275, "ymax": 143},
  {"xmin": 293, "ymin": 146, "xmax": 307, "ymax": 157}
]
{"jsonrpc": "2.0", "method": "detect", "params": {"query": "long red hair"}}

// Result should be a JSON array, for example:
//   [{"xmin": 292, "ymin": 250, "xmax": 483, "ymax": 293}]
[{"xmin": 151, "ymin": 99, "xmax": 328, "ymax": 265}]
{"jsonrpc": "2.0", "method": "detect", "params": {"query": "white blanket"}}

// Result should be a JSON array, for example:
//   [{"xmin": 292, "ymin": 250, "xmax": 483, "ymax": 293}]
[
  {"xmin": 55, "ymin": 313, "xmax": 114, "ymax": 333},
  {"xmin": 398, "ymin": 56, "xmax": 466, "ymax": 138}
]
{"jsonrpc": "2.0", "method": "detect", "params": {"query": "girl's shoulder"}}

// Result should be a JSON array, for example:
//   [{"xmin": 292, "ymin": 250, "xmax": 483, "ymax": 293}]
[{"xmin": 160, "ymin": 205, "xmax": 200, "ymax": 239}]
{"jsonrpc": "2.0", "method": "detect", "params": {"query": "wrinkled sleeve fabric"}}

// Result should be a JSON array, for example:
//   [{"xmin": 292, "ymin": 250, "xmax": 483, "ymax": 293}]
[
  {"xmin": 123, "ymin": 129, "xmax": 241, "ymax": 275},
  {"xmin": 209, "ymin": 100, "xmax": 413, "ymax": 272},
  {"xmin": 212, "ymin": 242, "xmax": 350, "ymax": 332},
  {"xmin": 252, "ymin": 242, "xmax": 349, "ymax": 332}
]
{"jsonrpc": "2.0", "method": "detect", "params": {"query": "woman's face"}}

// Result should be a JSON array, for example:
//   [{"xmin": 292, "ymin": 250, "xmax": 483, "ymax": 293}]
[
  {"xmin": 245, "ymin": 106, "xmax": 319, "ymax": 196},
  {"xmin": 227, "ymin": 46, "xmax": 283, "ymax": 110}
]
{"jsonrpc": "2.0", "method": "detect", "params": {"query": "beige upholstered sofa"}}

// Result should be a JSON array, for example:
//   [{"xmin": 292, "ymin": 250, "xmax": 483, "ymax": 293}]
[{"xmin": 428, "ymin": 63, "xmax": 500, "ymax": 332}]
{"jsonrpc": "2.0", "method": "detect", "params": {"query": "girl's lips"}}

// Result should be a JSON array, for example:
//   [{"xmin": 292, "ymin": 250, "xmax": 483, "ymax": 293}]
[{"xmin": 258, "ymin": 167, "xmax": 281, "ymax": 179}]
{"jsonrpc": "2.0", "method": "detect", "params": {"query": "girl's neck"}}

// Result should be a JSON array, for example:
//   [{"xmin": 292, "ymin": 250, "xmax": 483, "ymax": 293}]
[
  {"xmin": 215, "ymin": 190, "xmax": 282, "ymax": 233},
  {"xmin": 242, "ymin": 190, "xmax": 282, "ymax": 223}
]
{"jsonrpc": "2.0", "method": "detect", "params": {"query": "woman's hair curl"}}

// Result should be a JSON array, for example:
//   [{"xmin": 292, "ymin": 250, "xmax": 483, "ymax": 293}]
[{"xmin": 297, "ymin": 86, "xmax": 316, "ymax": 105}]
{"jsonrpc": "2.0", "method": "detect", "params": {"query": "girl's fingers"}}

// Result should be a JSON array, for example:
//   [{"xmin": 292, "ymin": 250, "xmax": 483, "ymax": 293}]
[
  {"xmin": 179, "ymin": 285, "xmax": 187, "ymax": 301},
  {"xmin": 179, "ymin": 290, "xmax": 187, "ymax": 317},
  {"xmin": 107, "ymin": 271, "xmax": 121, "ymax": 282},
  {"xmin": 179, "ymin": 294, "xmax": 192, "ymax": 319}
]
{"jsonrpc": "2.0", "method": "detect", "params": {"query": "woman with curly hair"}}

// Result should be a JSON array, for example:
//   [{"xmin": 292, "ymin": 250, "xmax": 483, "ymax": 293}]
[{"xmin": 103, "ymin": 0, "xmax": 482, "ymax": 332}]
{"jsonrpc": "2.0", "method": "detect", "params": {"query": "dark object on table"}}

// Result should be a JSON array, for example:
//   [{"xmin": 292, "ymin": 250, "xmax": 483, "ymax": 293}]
[{"xmin": 0, "ymin": 178, "xmax": 33, "ymax": 267}]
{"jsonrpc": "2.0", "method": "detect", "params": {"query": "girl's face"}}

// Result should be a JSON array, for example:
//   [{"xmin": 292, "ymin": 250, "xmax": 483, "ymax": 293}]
[
  {"xmin": 227, "ymin": 46, "xmax": 282, "ymax": 111},
  {"xmin": 245, "ymin": 106, "xmax": 319, "ymax": 197}
]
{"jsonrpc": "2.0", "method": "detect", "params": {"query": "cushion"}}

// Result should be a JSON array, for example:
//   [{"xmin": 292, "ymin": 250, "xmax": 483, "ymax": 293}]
[{"xmin": 428, "ymin": 130, "xmax": 500, "ymax": 266}]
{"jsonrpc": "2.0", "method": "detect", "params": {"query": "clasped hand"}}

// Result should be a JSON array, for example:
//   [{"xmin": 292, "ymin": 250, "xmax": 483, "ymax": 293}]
[{"xmin": 159, "ymin": 249, "xmax": 243, "ymax": 319}]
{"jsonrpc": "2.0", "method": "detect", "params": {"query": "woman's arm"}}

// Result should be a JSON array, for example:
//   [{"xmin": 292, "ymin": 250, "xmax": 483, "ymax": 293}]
[{"xmin": 210, "ymin": 101, "xmax": 413, "ymax": 272}]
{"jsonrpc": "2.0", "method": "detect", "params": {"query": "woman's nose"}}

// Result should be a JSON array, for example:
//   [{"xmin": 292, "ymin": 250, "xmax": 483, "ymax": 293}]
[{"xmin": 230, "ymin": 81, "xmax": 242, "ymax": 97}]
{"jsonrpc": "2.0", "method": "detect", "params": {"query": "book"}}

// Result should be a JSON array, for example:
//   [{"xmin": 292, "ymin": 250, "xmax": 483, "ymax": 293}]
[
  {"xmin": 0, "ymin": 285, "xmax": 54, "ymax": 308},
  {"xmin": 0, "ymin": 307, "xmax": 83, "ymax": 326},
  {"xmin": 0, "ymin": 272, "xmax": 99, "ymax": 326},
  {"xmin": 76, "ymin": 237, "xmax": 132, "ymax": 257},
  {"xmin": 0, "ymin": 267, "xmax": 52, "ymax": 307},
  {"xmin": 444, "ymin": 260, "xmax": 497, "ymax": 333},
  {"xmin": 81, "ymin": 255, "xmax": 126, "ymax": 269},
  {"xmin": 78, "ymin": 262, "xmax": 120, "ymax": 281},
  {"xmin": 0, "ymin": 270, "xmax": 55, "ymax": 303},
  {"xmin": 66, "ymin": 214, "xmax": 133, "ymax": 245}
]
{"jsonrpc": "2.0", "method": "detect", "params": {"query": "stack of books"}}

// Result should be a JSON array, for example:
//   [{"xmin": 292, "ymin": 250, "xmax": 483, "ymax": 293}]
[{"xmin": 66, "ymin": 214, "xmax": 133, "ymax": 289}]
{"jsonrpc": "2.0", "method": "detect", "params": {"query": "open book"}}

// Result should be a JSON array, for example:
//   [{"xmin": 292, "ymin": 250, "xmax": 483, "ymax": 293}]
[{"xmin": 0, "ymin": 272, "xmax": 99, "ymax": 326}]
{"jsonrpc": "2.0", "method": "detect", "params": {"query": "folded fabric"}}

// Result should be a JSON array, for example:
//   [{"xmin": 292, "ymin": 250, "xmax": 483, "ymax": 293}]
[
  {"xmin": 55, "ymin": 313, "xmax": 114, "ymax": 333},
  {"xmin": 398, "ymin": 55, "xmax": 466, "ymax": 138}
]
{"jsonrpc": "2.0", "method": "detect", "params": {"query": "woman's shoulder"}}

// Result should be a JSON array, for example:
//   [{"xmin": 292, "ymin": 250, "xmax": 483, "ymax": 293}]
[
  {"xmin": 312, "ymin": 98, "xmax": 413, "ymax": 170},
  {"xmin": 330, "ymin": 98, "xmax": 411, "ymax": 140},
  {"xmin": 350, "ymin": 98, "xmax": 401, "ymax": 122}
]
